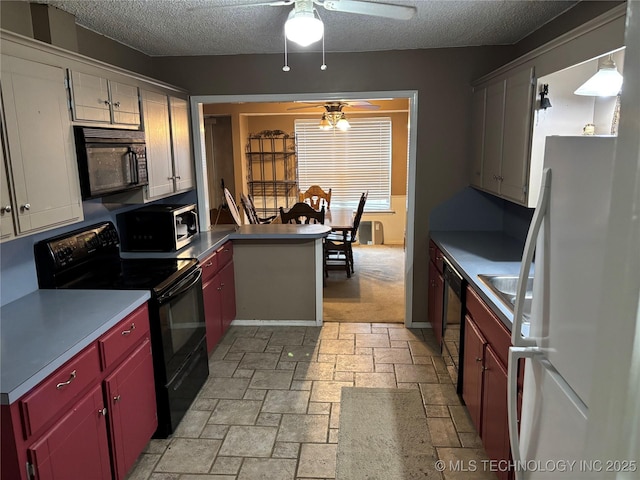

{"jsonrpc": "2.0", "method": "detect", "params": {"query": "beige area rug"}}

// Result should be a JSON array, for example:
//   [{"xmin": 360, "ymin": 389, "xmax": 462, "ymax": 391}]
[
  {"xmin": 337, "ymin": 388, "xmax": 440, "ymax": 480},
  {"xmin": 323, "ymin": 245, "xmax": 405, "ymax": 323}
]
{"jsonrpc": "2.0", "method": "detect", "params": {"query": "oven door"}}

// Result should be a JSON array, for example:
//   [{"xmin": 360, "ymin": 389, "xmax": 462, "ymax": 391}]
[{"xmin": 156, "ymin": 267, "xmax": 206, "ymax": 381}]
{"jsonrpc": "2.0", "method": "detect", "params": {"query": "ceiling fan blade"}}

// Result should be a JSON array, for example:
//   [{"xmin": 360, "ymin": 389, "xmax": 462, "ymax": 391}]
[
  {"xmin": 349, "ymin": 104, "xmax": 381, "ymax": 110},
  {"xmin": 188, "ymin": 0, "xmax": 292, "ymax": 12},
  {"xmin": 319, "ymin": 0, "xmax": 416, "ymax": 20},
  {"xmin": 286, "ymin": 104, "xmax": 325, "ymax": 111}
]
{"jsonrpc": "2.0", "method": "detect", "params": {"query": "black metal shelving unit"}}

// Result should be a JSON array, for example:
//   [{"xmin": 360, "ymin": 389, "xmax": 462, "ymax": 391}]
[{"xmin": 246, "ymin": 130, "xmax": 298, "ymax": 218}]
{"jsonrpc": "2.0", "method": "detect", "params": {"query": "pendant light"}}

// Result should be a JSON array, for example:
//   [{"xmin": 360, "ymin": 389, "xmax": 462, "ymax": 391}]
[{"xmin": 574, "ymin": 55, "xmax": 623, "ymax": 97}]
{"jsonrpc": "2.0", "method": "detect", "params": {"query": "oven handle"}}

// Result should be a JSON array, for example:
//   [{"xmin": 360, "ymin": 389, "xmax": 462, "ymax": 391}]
[{"xmin": 158, "ymin": 268, "xmax": 203, "ymax": 304}]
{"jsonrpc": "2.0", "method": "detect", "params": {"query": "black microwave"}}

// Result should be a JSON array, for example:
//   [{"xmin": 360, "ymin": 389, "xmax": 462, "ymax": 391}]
[
  {"xmin": 74, "ymin": 126, "xmax": 148, "ymax": 199},
  {"xmin": 117, "ymin": 203, "xmax": 199, "ymax": 252}
]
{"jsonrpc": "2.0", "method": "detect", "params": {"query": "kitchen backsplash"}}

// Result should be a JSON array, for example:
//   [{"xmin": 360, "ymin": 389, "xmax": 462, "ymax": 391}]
[{"xmin": 429, "ymin": 186, "xmax": 534, "ymax": 243}]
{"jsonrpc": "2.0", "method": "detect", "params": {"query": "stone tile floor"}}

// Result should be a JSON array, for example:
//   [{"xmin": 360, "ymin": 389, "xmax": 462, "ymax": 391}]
[{"xmin": 125, "ymin": 323, "xmax": 497, "ymax": 480}]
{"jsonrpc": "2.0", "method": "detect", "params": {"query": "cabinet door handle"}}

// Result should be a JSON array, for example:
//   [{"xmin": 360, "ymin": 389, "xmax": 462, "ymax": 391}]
[
  {"xmin": 175, "ymin": 176, "xmax": 181, "ymax": 180},
  {"xmin": 56, "ymin": 370, "xmax": 77, "ymax": 389},
  {"xmin": 1, "ymin": 205, "xmax": 11, "ymax": 214},
  {"xmin": 113, "ymin": 395, "xmax": 121, "ymax": 403},
  {"xmin": 21, "ymin": 204, "xmax": 30, "ymax": 211},
  {"xmin": 121, "ymin": 323, "xmax": 136, "ymax": 335},
  {"xmin": 103, "ymin": 100, "xmax": 111, "ymax": 106},
  {"xmin": 113, "ymin": 101, "xmax": 120, "ymax": 108},
  {"xmin": 98, "ymin": 407, "xmax": 108, "ymax": 416},
  {"xmin": 475, "ymin": 357, "xmax": 482, "ymax": 362},
  {"xmin": 205, "ymin": 261, "xmax": 213, "ymax": 267}
]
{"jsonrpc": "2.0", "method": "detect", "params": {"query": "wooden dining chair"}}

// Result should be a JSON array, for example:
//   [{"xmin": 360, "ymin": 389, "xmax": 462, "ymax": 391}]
[
  {"xmin": 240, "ymin": 193, "xmax": 276, "ymax": 224},
  {"xmin": 279, "ymin": 202, "xmax": 325, "ymax": 225},
  {"xmin": 324, "ymin": 192, "xmax": 368, "ymax": 278},
  {"xmin": 299, "ymin": 185, "xmax": 332, "ymax": 210}
]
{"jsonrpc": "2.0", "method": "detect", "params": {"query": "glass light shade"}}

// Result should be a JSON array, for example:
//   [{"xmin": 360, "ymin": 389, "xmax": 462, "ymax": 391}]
[
  {"xmin": 336, "ymin": 115, "xmax": 350, "ymax": 131},
  {"xmin": 285, "ymin": 11, "xmax": 323, "ymax": 47},
  {"xmin": 319, "ymin": 114, "xmax": 332, "ymax": 130},
  {"xmin": 574, "ymin": 58, "xmax": 623, "ymax": 96}
]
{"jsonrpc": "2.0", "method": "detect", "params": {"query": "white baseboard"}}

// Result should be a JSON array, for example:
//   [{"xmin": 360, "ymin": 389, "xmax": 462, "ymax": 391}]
[{"xmin": 231, "ymin": 319, "xmax": 319, "ymax": 327}]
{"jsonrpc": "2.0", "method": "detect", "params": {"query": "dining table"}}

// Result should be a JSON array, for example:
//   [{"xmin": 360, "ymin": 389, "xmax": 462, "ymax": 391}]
[{"xmin": 324, "ymin": 207, "xmax": 356, "ymax": 237}]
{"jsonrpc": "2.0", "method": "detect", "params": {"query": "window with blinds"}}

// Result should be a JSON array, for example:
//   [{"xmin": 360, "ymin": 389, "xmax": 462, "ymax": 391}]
[{"xmin": 295, "ymin": 117, "xmax": 392, "ymax": 210}]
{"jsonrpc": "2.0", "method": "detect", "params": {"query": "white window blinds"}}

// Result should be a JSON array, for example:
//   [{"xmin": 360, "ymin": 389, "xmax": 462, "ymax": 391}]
[{"xmin": 295, "ymin": 117, "xmax": 392, "ymax": 210}]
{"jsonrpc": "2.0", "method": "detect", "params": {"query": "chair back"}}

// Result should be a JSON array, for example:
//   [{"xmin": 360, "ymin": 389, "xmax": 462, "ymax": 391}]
[
  {"xmin": 299, "ymin": 185, "xmax": 332, "ymax": 210},
  {"xmin": 280, "ymin": 202, "xmax": 325, "ymax": 225},
  {"xmin": 351, "ymin": 191, "xmax": 368, "ymax": 240},
  {"xmin": 240, "ymin": 193, "xmax": 259, "ymax": 224}
]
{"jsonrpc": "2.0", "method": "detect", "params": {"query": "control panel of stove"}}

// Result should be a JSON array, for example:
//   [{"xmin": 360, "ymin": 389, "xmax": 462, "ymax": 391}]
[{"xmin": 35, "ymin": 222, "xmax": 120, "ymax": 272}]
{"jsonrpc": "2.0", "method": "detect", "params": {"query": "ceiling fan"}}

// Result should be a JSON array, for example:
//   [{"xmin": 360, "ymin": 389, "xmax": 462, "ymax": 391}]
[
  {"xmin": 198, "ymin": 1, "xmax": 416, "ymax": 70},
  {"xmin": 288, "ymin": 101, "xmax": 381, "ymax": 130},
  {"xmin": 223, "ymin": 0, "xmax": 417, "ymax": 21},
  {"xmin": 287, "ymin": 100, "xmax": 381, "ymax": 111}
]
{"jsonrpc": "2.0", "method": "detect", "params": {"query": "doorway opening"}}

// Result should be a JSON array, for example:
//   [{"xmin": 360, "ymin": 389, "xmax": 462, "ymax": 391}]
[{"xmin": 190, "ymin": 91, "xmax": 418, "ymax": 327}]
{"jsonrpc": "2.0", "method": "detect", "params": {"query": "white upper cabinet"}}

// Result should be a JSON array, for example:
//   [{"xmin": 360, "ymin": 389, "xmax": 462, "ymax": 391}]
[
  {"xmin": 140, "ymin": 90, "xmax": 194, "ymax": 201},
  {"xmin": 1, "ymin": 55, "xmax": 83, "ymax": 238},
  {"xmin": 169, "ymin": 97, "xmax": 195, "ymax": 193},
  {"xmin": 142, "ymin": 90, "xmax": 174, "ymax": 200},
  {"xmin": 471, "ymin": 67, "xmax": 535, "ymax": 206},
  {"xmin": 70, "ymin": 70, "xmax": 141, "ymax": 127}
]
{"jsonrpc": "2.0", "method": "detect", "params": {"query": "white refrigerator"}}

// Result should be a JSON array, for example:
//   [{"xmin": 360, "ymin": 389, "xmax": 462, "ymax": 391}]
[{"xmin": 507, "ymin": 135, "xmax": 618, "ymax": 479}]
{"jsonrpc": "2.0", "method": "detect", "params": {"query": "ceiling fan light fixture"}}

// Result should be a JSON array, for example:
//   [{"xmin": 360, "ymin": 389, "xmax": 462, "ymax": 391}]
[
  {"xmin": 574, "ymin": 55, "xmax": 623, "ymax": 97},
  {"xmin": 285, "ymin": 9, "xmax": 324, "ymax": 47}
]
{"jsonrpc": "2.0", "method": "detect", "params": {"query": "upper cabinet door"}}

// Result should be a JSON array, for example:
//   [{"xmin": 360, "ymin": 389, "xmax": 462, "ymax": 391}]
[
  {"xmin": 0, "ymin": 149, "xmax": 16, "ymax": 242},
  {"xmin": 142, "ymin": 89, "xmax": 174, "ymax": 199},
  {"xmin": 110, "ymin": 81, "xmax": 141, "ymax": 126},
  {"xmin": 70, "ymin": 71, "xmax": 112, "ymax": 123},
  {"xmin": 70, "ymin": 71, "xmax": 141, "ymax": 127},
  {"xmin": 169, "ymin": 96, "xmax": 195, "ymax": 193},
  {"xmin": 470, "ymin": 87, "xmax": 486, "ymax": 188},
  {"xmin": 500, "ymin": 67, "xmax": 535, "ymax": 204},
  {"xmin": 1, "ymin": 55, "xmax": 83, "ymax": 235},
  {"xmin": 482, "ymin": 80, "xmax": 506, "ymax": 194}
]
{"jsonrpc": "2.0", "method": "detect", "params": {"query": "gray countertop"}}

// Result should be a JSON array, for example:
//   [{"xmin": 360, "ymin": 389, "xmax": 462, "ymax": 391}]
[
  {"xmin": 121, "ymin": 224, "xmax": 331, "ymax": 262},
  {"xmin": 0, "ymin": 289, "xmax": 150, "ymax": 404},
  {"xmin": 430, "ymin": 230, "xmax": 528, "ymax": 330}
]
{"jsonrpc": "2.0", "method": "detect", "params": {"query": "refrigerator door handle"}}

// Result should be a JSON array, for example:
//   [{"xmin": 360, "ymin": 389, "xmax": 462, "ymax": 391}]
[
  {"xmin": 513, "ymin": 167, "xmax": 552, "ymax": 348},
  {"xmin": 508, "ymin": 346, "xmax": 542, "ymax": 480}
]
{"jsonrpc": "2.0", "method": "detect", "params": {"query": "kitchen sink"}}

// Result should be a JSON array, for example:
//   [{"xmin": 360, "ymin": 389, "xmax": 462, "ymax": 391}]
[{"xmin": 477, "ymin": 274, "xmax": 533, "ymax": 322}]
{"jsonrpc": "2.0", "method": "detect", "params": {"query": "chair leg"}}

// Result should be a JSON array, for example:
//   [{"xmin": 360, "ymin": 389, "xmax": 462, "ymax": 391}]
[{"xmin": 348, "ymin": 244, "xmax": 355, "ymax": 273}]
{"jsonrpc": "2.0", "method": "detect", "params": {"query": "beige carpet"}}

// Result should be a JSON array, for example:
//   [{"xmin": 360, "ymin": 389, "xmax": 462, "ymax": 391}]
[
  {"xmin": 323, "ymin": 245, "xmax": 405, "ymax": 323},
  {"xmin": 337, "ymin": 388, "xmax": 440, "ymax": 479}
]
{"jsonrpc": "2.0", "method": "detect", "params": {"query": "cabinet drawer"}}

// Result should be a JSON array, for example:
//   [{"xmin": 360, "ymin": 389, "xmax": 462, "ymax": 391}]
[
  {"xmin": 201, "ymin": 251, "xmax": 219, "ymax": 284},
  {"xmin": 466, "ymin": 286, "xmax": 511, "ymax": 368},
  {"xmin": 99, "ymin": 304, "xmax": 150, "ymax": 370},
  {"xmin": 20, "ymin": 344, "xmax": 101, "ymax": 439},
  {"xmin": 216, "ymin": 242, "xmax": 233, "ymax": 269}
]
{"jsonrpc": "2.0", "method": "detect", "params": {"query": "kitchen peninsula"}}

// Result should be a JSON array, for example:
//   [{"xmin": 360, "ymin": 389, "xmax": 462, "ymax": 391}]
[{"xmin": 124, "ymin": 223, "xmax": 332, "ymax": 325}]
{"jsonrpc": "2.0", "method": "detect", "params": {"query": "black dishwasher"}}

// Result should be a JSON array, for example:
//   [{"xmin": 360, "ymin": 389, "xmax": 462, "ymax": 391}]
[{"xmin": 442, "ymin": 256, "xmax": 466, "ymax": 393}]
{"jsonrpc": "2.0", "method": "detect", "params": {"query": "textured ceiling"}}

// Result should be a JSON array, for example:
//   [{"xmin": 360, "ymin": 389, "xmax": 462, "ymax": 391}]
[{"xmin": 23, "ymin": 0, "xmax": 580, "ymax": 57}]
